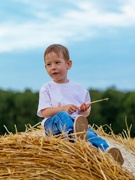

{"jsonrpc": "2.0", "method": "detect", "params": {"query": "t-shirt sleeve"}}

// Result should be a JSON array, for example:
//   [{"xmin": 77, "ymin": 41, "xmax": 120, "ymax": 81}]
[
  {"xmin": 85, "ymin": 90, "xmax": 91, "ymax": 110},
  {"xmin": 85, "ymin": 90, "xmax": 91, "ymax": 102},
  {"xmin": 37, "ymin": 86, "xmax": 51, "ymax": 117}
]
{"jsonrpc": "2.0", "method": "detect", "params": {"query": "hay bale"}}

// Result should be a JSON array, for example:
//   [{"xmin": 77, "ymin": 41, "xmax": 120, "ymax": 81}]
[{"xmin": 0, "ymin": 127, "xmax": 134, "ymax": 180}]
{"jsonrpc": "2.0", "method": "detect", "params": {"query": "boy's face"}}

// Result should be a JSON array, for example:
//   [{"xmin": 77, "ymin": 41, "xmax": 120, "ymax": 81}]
[{"xmin": 45, "ymin": 51, "xmax": 72, "ymax": 83}]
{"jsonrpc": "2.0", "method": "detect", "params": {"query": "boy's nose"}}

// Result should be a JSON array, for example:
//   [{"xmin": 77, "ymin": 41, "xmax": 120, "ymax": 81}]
[{"xmin": 51, "ymin": 64, "xmax": 56, "ymax": 69}]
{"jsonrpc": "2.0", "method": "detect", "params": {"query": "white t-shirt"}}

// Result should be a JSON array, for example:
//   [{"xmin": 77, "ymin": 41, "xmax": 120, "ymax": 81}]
[{"xmin": 37, "ymin": 80, "xmax": 91, "ymax": 125}]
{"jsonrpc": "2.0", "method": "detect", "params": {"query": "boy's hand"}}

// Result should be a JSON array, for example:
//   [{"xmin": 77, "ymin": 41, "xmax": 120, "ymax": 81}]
[
  {"xmin": 79, "ymin": 103, "xmax": 91, "ymax": 112},
  {"xmin": 63, "ymin": 104, "xmax": 79, "ymax": 114}
]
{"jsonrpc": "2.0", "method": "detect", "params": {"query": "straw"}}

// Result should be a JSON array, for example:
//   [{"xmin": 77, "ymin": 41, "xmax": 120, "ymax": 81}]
[
  {"xmin": 90, "ymin": 98, "xmax": 109, "ymax": 105},
  {"xmin": 0, "ymin": 126, "xmax": 134, "ymax": 180}
]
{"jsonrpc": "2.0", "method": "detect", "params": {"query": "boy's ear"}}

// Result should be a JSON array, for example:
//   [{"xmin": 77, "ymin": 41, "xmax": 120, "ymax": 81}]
[{"xmin": 67, "ymin": 60, "xmax": 72, "ymax": 70}]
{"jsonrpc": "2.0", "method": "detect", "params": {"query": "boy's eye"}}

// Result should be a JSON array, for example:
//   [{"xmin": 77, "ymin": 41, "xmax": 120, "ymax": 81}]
[
  {"xmin": 56, "ymin": 61, "xmax": 60, "ymax": 64},
  {"xmin": 46, "ymin": 63, "xmax": 51, "ymax": 66}
]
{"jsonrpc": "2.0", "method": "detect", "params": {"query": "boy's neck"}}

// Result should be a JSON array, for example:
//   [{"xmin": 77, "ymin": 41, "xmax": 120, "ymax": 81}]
[{"xmin": 53, "ymin": 80, "xmax": 69, "ymax": 84}]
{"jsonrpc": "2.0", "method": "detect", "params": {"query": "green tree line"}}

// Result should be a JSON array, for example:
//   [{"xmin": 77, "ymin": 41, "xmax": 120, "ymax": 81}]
[
  {"xmin": 88, "ymin": 88, "xmax": 135, "ymax": 137},
  {"xmin": 0, "ymin": 88, "xmax": 135, "ymax": 137}
]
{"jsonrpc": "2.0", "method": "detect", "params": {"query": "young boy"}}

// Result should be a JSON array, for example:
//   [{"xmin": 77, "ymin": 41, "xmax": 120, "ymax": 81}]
[{"xmin": 37, "ymin": 44, "xmax": 124, "ymax": 165}]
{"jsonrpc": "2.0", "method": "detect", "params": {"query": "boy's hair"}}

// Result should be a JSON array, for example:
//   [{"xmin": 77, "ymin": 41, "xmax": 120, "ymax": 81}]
[{"xmin": 44, "ymin": 44, "xmax": 70, "ymax": 61}]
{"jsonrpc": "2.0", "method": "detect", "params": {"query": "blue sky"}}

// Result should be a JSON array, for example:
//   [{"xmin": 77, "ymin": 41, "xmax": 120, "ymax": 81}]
[{"xmin": 0, "ymin": 0, "xmax": 135, "ymax": 92}]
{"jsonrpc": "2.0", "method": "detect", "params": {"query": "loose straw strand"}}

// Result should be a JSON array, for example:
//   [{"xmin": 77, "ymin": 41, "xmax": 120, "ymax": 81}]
[{"xmin": 90, "ymin": 98, "xmax": 109, "ymax": 105}]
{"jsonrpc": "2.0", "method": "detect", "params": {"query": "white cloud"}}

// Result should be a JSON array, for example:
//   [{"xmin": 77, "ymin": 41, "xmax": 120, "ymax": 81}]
[
  {"xmin": 0, "ymin": 0, "xmax": 135, "ymax": 53},
  {"xmin": 0, "ymin": 27, "xmax": 9, "ymax": 37}
]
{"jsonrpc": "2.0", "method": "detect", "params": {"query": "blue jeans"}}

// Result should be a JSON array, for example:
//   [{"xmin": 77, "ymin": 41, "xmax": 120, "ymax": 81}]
[{"xmin": 44, "ymin": 111, "xmax": 109, "ymax": 151}]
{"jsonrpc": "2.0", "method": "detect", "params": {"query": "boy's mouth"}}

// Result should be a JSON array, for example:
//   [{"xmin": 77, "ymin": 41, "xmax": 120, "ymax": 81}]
[{"xmin": 52, "ymin": 72, "xmax": 58, "ymax": 75}]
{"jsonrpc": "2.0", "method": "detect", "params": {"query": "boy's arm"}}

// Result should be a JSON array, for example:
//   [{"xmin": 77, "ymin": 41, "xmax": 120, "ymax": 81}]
[
  {"xmin": 41, "ymin": 104, "xmax": 79, "ymax": 118},
  {"xmin": 41, "ymin": 106, "xmax": 63, "ymax": 118}
]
